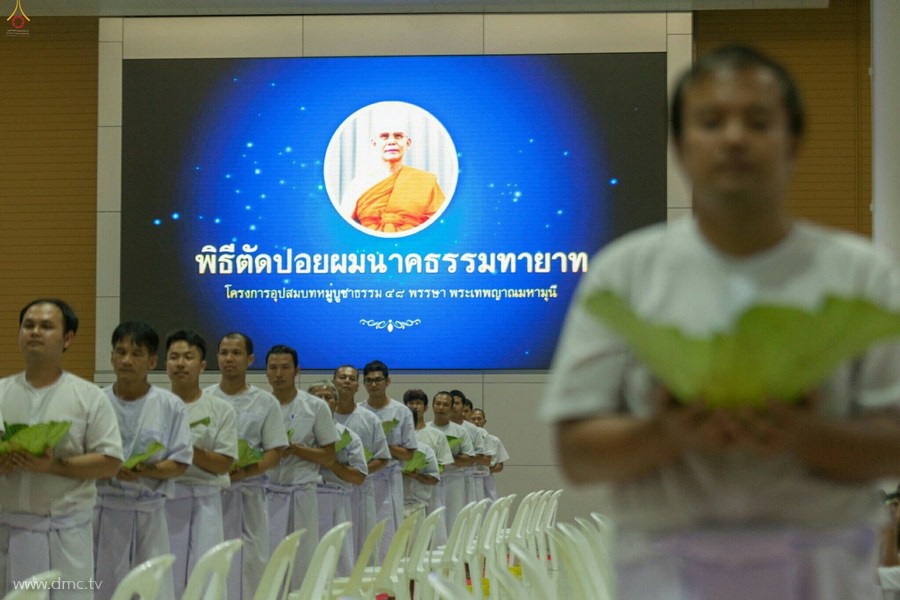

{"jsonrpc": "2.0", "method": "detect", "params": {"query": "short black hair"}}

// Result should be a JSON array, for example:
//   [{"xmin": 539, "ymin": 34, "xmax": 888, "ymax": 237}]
[
  {"xmin": 403, "ymin": 388, "xmax": 429, "ymax": 408},
  {"xmin": 165, "ymin": 329, "xmax": 207, "ymax": 360},
  {"xmin": 671, "ymin": 45, "xmax": 805, "ymax": 142},
  {"xmin": 266, "ymin": 344, "xmax": 299, "ymax": 368},
  {"xmin": 112, "ymin": 321, "xmax": 159, "ymax": 355},
  {"xmin": 219, "ymin": 332, "xmax": 253, "ymax": 355},
  {"xmin": 19, "ymin": 299, "xmax": 79, "ymax": 335},
  {"xmin": 363, "ymin": 360, "xmax": 389, "ymax": 378},
  {"xmin": 449, "ymin": 389, "xmax": 466, "ymax": 400},
  {"xmin": 333, "ymin": 364, "xmax": 359, "ymax": 380},
  {"xmin": 461, "ymin": 398, "xmax": 474, "ymax": 410}
]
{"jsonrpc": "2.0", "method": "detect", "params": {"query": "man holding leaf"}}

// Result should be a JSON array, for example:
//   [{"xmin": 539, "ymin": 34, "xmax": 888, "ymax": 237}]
[
  {"xmin": 0, "ymin": 299, "xmax": 123, "ymax": 599},
  {"xmin": 359, "ymin": 360, "xmax": 417, "ymax": 560},
  {"xmin": 264, "ymin": 345, "xmax": 339, "ymax": 586},
  {"xmin": 94, "ymin": 322, "xmax": 192, "ymax": 600},
  {"xmin": 542, "ymin": 46, "xmax": 900, "ymax": 599},
  {"xmin": 164, "ymin": 330, "xmax": 237, "ymax": 597}
]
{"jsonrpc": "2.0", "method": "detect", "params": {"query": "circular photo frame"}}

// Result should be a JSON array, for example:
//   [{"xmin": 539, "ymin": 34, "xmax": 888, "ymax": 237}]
[{"xmin": 324, "ymin": 101, "xmax": 459, "ymax": 238}]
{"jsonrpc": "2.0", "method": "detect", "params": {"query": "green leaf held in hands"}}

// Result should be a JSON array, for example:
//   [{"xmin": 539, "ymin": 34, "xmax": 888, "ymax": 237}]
[
  {"xmin": 190, "ymin": 417, "xmax": 211, "ymax": 428},
  {"xmin": 382, "ymin": 419, "xmax": 399, "ymax": 436},
  {"xmin": 335, "ymin": 429, "xmax": 353, "ymax": 453},
  {"xmin": 123, "ymin": 441, "xmax": 165, "ymax": 469},
  {"xmin": 583, "ymin": 290, "xmax": 900, "ymax": 408},
  {"xmin": 403, "ymin": 450, "xmax": 429, "ymax": 473},
  {"xmin": 234, "ymin": 439, "xmax": 265, "ymax": 469},
  {"xmin": 0, "ymin": 421, "xmax": 71, "ymax": 456}
]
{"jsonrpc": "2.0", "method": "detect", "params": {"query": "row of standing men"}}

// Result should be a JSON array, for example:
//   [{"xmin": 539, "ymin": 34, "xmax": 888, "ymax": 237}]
[{"xmin": 0, "ymin": 300, "xmax": 508, "ymax": 600}]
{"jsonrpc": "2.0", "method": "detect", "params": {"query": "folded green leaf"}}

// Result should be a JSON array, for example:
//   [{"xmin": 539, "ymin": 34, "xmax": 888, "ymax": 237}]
[
  {"xmin": 445, "ymin": 435, "xmax": 462, "ymax": 451},
  {"xmin": 382, "ymin": 419, "xmax": 399, "ymax": 436},
  {"xmin": 190, "ymin": 417, "xmax": 211, "ymax": 428},
  {"xmin": 584, "ymin": 290, "xmax": 900, "ymax": 408},
  {"xmin": 403, "ymin": 450, "xmax": 429, "ymax": 473},
  {"xmin": 0, "ymin": 421, "xmax": 71, "ymax": 456},
  {"xmin": 287, "ymin": 429, "xmax": 294, "ymax": 442},
  {"xmin": 234, "ymin": 438, "xmax": 265, "ymax": 469},
  {"xmin": 123, "ymin": 441, "xmax": 165, "ymax": 469},
  {"xmin": 335, "ymin": 429, "xmax": 353, "ymax": 453},
  {"xmin": 364, "ymin": 447, "xmax": 374, "ymax": 462}
]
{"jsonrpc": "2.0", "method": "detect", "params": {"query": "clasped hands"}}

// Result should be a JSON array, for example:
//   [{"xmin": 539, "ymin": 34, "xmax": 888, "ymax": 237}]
[{"xmin": 653, "ymin": 386, "xmax": 820, "ymax": 458}]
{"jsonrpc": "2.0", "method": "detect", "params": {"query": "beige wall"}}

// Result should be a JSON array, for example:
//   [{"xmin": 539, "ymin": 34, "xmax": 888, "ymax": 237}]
[{"xmin": 0, "ymin": 1, "xmax": 875, "ymax": 522}]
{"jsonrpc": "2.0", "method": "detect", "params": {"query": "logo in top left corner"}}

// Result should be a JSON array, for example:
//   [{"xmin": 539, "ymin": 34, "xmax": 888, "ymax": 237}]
[{"xmin": 6, "ymin": 0, "xmax": 30, "ymax": 36}]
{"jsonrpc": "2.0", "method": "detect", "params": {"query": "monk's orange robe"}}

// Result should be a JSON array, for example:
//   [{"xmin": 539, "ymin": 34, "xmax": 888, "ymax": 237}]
[{"xmin": 351, "ymin": 166, "xmax": 445, "ymax": 233}]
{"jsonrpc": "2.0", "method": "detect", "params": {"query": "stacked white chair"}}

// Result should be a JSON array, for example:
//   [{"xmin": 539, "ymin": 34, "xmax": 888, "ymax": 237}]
[
  {"xmin": 502, "ymin": 491, "xmax": 539, "ymax": 562},
  {"xmin": 426, "ymin": 572, "xmax": 471, "ymax": 600},
  {"xmin": 549, "ymin": 522, "xmax": 613, "ymax": 600},
  {"xmin": 425, "ymin": 501, "xmax": 477, "ymax": 589},
  {"xmin": 468, "ymin": 495, "xmax": 515, "ymax": 600},
  {"xmin": 398, "ymin": 507, "xmax": 446, "ymax": 600},
  {"xmin": 181, "ymin": 539, "xmax": 242, "ymax": 600},
  {"xmin": 2, "ymin": 570, "xmax": 61, "ymax": 600},
  {"xmin": 252, "ymin": 529, "xmax": 303, "ymax": 600},
  {"xmin": 536, "ymin": 489, "xmax": 563, "ymax": 572},
  {"xmin": 289, "ymin": 521, "xmax": 351, "ymax": 600},
  {"xmin": 329, "ymin": 519, "xmax": 387, "ymax": 599},
  {"xmin": 110, "ymin": 554, "xmax": 176, "ymax": 600},
  {"xmin": 508, "ymin": 543, "xmax": 555, "ymax": 600}
]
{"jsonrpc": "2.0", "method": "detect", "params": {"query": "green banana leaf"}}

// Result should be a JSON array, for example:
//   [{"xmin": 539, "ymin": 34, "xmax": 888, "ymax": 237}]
[
  {"xmin": 234, "ymin": 438, "xmax": 265, "ymax": 469},
  {"xmin": 382, "ymin": 419, "xmax": 399, "ymax": 436},
  {"xmin": 190, "ymin": 417, "xmax": 211, "ymax": 428},
  {"xmin": 335, "ymin": 429, "xmax": 353, "ymax": 453},
  {"xmin": 123, "ymin": 441, "xmax": 165, "ymax": 469},
  {"xmin": 403, "ymin": 450, "xmax": 429, "ymax": 473},
  {"xmin": 584, "ymin": 290, "xmax": 900, "ymax": 408},
  {"xmin": 0, "ymin": 421, "xmax": 71, "ymax": 456}
]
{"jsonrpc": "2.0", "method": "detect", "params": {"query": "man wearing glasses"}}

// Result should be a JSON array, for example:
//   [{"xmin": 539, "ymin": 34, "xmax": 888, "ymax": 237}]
[{"xmin": 359, "ymin": 360, "xmax": 417, "ymax": 559}]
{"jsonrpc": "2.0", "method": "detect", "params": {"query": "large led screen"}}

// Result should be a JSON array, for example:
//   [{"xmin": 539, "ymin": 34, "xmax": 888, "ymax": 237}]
[{"xmin": 121, "ymin": 53, "xmax": 667, "ymax": 369}]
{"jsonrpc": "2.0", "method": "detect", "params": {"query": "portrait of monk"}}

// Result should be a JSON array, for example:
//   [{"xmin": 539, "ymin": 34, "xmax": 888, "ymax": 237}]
[{"xmin": 341, "ymin": 108, "xmax": 446, "ymax": 234}]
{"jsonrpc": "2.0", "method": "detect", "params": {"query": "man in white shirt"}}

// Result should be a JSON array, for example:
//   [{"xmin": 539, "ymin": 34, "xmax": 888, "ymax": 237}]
[
  {"xmin": 470, "ymin": 409, "xmax": 509, "ymax": 502},
  {"xmin": 332, "ymin": 364, "xmax": 391, "ymax": 555},
  {"xmin": 164, "ymin": 329, "xmax": 238, "ymax": 597},
  {"xmin": 428, "ymin": 391, "xmax": 474, "ymax": 532},
  {"xmin": 359, "ymin": 360, "xmax": 417, "ymax": 559},
  {"xmin": 265, "ymin": 345, "xmax": 339, "ymax": 586},
  {"xmin": 94, "ymin": 321, "xmax": 193, "ymax": 600},
  {"xmin": 0, "ymin": 299, "xmax": 123, "ymax": 600},
  {"xmin": 207, "ymin": 333, "xmax": 287, "ymax": 600},
  {"xmin": 541, "ymin": 45, "xmax": 900, "ymax": 599}
]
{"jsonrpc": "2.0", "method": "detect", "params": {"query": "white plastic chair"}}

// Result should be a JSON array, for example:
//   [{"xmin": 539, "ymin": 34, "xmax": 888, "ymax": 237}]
[
  {"xmin": 425, "ymin": 501, "xmax": 477, "ymax": 590},
  {"xmin": 2, "ymin": 570, "xmax": 61, "ymax": 600},
  {"xmin": 427, "ymin": 572, "xmax": 472, "ymax": 600},
  {"xmin": 181, "ymin": 539, "xmax": 242, "ymax": 600},
  {"xmin": 508, "ymin": 543, "xmax": 555, "ymax": 600},
  {"xmin": 468, "ymin": 495, "xmax": 515, "ymax": 600},
  {"xmin": 486, "ymin": 562, "xmax": 527, "ymax": 600},
  {"xmin": 534, "ymin": 489, "xmax": 562, "ymax": 571},
  {"xmin": 549, "ymin": 523, "xmax": 612, "ymax": 600},
  {"xmin": 364, "ymin": 512, "xmax": 420, "ymax": 599},
  {"xmin": 251, "ymin": 529, "xmax": 304, "ymax": 600},
  {"xmin": 502, "ymin": 491, "xmax": 538, "ymax": 564},
  {"xmin": 576, "ymin": 515, "xmax": 615, "ymax": 595},
  {"xmin": 290, "ymin": 521, "xmax": 351, "ymax": 600},
  {"xmin": 522, "ymin": 491, "xmax": 551, "ymax": 561},
  {"xmin": 330, "ymin": 519, "xmax": 387, "ymax": 599},
  {"xmin": 110, "ymin": 554, "xmax": 176, "ymax": 600},
  {"xmin": 401, "ymin": 507, "xmax": 446, "ymax": 600}
]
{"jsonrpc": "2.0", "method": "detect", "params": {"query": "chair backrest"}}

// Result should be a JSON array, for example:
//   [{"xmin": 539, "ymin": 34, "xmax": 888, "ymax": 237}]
[
  {"xmin": 555, "ymin": 522, "xmax": 612, "ymax": 600},
  {"xmin": 335, "ymin": 519, "xmax": 387, "ymax": 598},
  {"xmin": 370, "ymin": 511, "xmax": 420, "ymax": 592},
  {"xmin": 575, "ymin": 516, "xmax": 615, "ymax": 593},
  {"xmin": 251, "ymin": 529, "xmax": 304, "ymax": 600},
  {"xmin": 462, "ymin": 498, "xmax": 491, "ymax": 562},
  {"xmin": 508, "ymin": 543, "xmax": 555, "ymax": 600},
  {"xmin": 110, "ymin": 555, "xmax": 176, "ymax": 600},
  {"xmin": 292, "ymin": 521, "xmax": 352, "ymax": 600},
  {"xmin": 426, "ymin": 572, "xmax": 473, "ymax": 600},
  {"xmin": 406, "ymin": 507, "xmax": 446, "ymax": 581},
  {"xmin": 2, "ymin": 570, "xmax": 61, "ymax": 600},
  {"xmin": 181, "ymin": 539, "xmax": 242, "ymax": 600},
  {"xmin": 482, "ymin": 495, "xmax": 516, "ymax": 570},
  {"xmin": 505, "ymin": 491, "xmax": 538, "ymax": 548}
]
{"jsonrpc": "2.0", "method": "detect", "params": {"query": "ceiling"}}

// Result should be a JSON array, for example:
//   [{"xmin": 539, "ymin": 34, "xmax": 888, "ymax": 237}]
[{"xmin": 17, "ymin": 0, "xmax": 829, "ymax": 17}]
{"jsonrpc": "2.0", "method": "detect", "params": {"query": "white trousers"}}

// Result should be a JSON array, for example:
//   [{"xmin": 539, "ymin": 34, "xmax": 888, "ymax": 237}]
[
  {"xmin": 222, "ymin": 485, "xmax": 269, "ymax": 600},
  {"xmin": 0, "ymin": 510, "xmax": 94, "ymax": 600},
  {"xmin": 372, "ymin": 463, "xmax": 403, "ymax": 560},
  {"xmin": 93, "ymin": 497, "xmax": 174, "ymax": 600},
  {"xmin": 266, "ymin": 482, "xmax": 317, "ymax": 588},
  {"xmin": 442, "ymin": 470, "xmax": 466, "ymax": 536},
  {"xmin": 616, "ymin": 524, "xmax": 880, "ymax": 600},
  {"xmin": 350, "ymin": 479, "xmax": 378, "ymax": 558},
  {"xmin": 316, "ymin": 484, "xmax": 355, "ymax": 577},
  {"xmin": 165, "ymin": 485, "xmax": 224, "ymax": 598}
]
